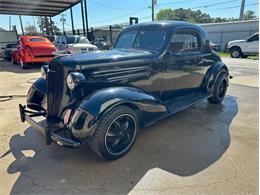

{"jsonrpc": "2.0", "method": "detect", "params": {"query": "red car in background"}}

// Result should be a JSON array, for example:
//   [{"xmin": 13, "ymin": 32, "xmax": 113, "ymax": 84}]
[{"xmin": 11, "ymin": 36, "xmax": 57, "ymax": 69}]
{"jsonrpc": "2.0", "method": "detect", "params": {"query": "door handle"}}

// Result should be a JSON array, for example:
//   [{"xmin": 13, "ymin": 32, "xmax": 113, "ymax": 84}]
[{"xmin": 174, "ymin": 52, "xmax": 184, "ymax": 57}]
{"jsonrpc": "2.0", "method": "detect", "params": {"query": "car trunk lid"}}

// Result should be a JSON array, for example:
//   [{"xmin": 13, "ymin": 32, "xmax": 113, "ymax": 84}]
[{"xmin": 27, "ymin": 43, "xmax": 56, "ymax": 56}]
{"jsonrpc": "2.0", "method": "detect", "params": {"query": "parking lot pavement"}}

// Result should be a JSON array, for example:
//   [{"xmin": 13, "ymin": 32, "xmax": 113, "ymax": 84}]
[{"xmin": 0, "ymin": 57, "xmax": 258, "ymax": 195}]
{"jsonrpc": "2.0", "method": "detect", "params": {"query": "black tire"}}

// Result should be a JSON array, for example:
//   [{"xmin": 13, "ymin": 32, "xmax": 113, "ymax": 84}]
[
  {"xmin": 241, "ymin": 55, "xmax": 248, "ymax": 58},
  {"xmin": 230, "ymin": 47, "xmax": 242, "ymax": 58},
  {"xmin": 207, "ymin": 72, "xmax": 228, "ymax": 104},
  {"xmin": 89, "ymin": 106, "xmax": 139, "ymax": 160},
  {"xmin": 11, "ymin": 56, "xmax": 17, "ymax": 64}
]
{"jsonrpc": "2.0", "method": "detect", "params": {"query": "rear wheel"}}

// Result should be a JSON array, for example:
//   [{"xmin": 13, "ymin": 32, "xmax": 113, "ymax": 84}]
[
  {"xmin": 230, "ymin": 47, "xmax": 242, "ymax": 58},
  {"xmin": 89, "ymin": 106, "xmax": 139, "ymax": 160},
  {"xmin": 20, "ymin": 59, "xmax": 28, "ymax": 69},
  {"xmin": 208, "ymin": 72, "xmax": 228, "ymax": 104},
  {"xmin": 241, "ymin": 55, "xmax": 248, "ymax": 58}
]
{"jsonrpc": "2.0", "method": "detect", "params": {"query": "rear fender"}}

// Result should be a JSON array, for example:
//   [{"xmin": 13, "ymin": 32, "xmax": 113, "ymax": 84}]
[{"xmin": 202, "ymin": 61, "xmax": 229, "ymax": 94}]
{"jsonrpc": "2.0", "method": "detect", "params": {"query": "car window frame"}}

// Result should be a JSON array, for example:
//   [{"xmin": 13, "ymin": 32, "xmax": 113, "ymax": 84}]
[
  {"xmin": 168, "ymin": 27, "xmax": 203, "ymax": 57},
  {"xmin": 114, "ymin": 30, "xmax": 138, "ymax": 49},
  {"xmin": 247, "ymin": 34, "xmax": 259, "ymax": 42}
]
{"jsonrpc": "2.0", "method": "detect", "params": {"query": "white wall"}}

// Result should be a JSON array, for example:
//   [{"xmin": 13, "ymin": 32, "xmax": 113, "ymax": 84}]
[{"xmin": 199, "ymin": 20, "xmax": 259, "ymax": 50}]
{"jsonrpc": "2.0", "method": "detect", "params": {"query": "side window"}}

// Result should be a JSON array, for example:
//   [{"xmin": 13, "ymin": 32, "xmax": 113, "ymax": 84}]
[
  {"xmin": 169, "ymin": 29, "xmax": 202, "ymax": 55},
  {"xmin": 248, "ymin": 34, "xmax": 259, "ymax": 42}
]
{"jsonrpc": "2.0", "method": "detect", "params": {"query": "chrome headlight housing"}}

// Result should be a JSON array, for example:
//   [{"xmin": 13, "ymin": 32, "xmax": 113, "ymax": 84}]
[
  {"xmin": 41, "ymin": 65, "xmax": 49, "ymax": 79},
  {"xmin": 66, "ymin": 72, "xmax": 86, "ymax": 90}
]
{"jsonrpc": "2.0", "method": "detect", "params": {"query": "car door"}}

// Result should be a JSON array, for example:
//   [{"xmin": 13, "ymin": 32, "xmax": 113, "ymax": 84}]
[
  {"xmin": 161, "ymin": 28, "xmax": 205, "ymax": 101},
  {"xmin": 246, "ymin": 33, "xmax": 259, "ymax": 53},
  {"xmin": 60, "ymin": 36, "xmax": 67, "ymax": 52}
]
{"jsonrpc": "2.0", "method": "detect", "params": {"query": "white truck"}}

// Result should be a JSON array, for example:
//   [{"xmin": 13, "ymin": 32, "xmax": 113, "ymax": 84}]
[{"xmin": 226, "ymin": 33, "xmax": 259, "ymax": 58}]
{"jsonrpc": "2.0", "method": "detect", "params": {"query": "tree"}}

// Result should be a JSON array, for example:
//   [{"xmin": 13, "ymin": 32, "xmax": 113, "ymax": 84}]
[
  {"xmin": 24, "ymin": 23, "xmax": 37, "ymax": 35},
  {"xmin": 156, "ymin": 8, "xmax": 258, "ymax": 23},
  {"xmin": 37, "ymin": 17, "xmax": 60, "ymax": 35},
  {"xmin": 244, "ymin": 10, "xmax": 257, "ymax": 20},
  {"xmin": 156, "ymin": 8, "xmax": 212, "ymax": 23}
]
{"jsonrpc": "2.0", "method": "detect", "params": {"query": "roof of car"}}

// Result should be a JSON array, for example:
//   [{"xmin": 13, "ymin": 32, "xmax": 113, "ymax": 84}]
[
  {"xmin": 6, "ymin": 43, "xmax": 17, "ymax": 46},
  {"xmin": 119, "ymin": 21, "xmax": 208, "ymax": 41},
  {"xmin": 123, "ymin": 21, "xmax": 203, "ymax": 31},
  {"xmin": 21, "ymin": 36, "xmax": 48, "ymax": 40},
  {"xmin": 20, "ymin": 36, "xmax": 50, "ymax": 43}
]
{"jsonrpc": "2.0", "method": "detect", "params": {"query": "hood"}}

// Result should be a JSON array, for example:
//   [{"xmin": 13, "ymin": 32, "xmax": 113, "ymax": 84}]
[
  {"xmin": 68, "ymin": 43, "xmax": 97, "ymax": 48},
  {"xmin": 228, "ymin": 39, "xmax": 246, "ymax": 44},
  {"xmin": 27, "ymin": 43, "xmax": 57, "ymax": 56},
  {"xmin": 57, "ymin": 48, "xmax": 155, "ymax": 68}
]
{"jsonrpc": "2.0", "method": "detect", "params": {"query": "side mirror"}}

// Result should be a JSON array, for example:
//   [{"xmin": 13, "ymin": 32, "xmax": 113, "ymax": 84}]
[{"xmin": 1, "ymin": 47, "xmax": 5, "ymax": 50}]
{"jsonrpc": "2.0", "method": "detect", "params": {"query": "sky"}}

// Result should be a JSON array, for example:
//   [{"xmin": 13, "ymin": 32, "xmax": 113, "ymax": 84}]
[{"xmin": 0, "ymin": 0, "xmax": 258, "ymax": 33}]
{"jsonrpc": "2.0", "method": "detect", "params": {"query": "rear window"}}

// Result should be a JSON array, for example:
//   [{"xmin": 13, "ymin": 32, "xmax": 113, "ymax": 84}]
[{"xmin": 29, "ymin": 38, "xmax": 48, "ymax": 42}]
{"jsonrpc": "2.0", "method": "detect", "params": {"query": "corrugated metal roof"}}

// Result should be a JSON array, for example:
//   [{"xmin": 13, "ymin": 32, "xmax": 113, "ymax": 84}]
[{"xmin": 0, "ymin": 0, "xmax": 81, "ymax": 16}]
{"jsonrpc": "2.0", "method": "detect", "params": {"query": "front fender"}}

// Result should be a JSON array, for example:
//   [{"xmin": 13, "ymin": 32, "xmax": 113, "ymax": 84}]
[
  {"xmin": 70, "ymin": 87, "xmax": 167, "ymax": 140},
  {"xmin": 27, "ymin": 78, "xmax": 47, "ymax": 111},
  {"xmin": 79, "ymin": 87, "xmax": 166, "ymax": 119}
]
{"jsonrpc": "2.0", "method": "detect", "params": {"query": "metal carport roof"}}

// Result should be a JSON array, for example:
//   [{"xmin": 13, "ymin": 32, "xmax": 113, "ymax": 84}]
[{"xmin": 0, "ymin": 0, "xmax": 81, "ymax": 16}]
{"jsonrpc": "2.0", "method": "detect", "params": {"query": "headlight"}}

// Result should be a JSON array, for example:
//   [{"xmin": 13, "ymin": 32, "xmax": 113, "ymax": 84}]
[
  {"xmin": 66, "ymin": 72, "xmax": 86, "ymax": 90},
  {"xmin": 41, "ymin": 65, "xmax": 48, "ymax": 79}
]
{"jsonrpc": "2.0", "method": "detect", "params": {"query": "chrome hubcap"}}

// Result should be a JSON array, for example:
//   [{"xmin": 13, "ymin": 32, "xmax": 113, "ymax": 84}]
[
  {"xmin": 105, "ymin": 114, "xmax": 136, "ymax": 155},
  {"xmin": 232, "ymin": 51, "xmax": 239, "ymax": 57}
]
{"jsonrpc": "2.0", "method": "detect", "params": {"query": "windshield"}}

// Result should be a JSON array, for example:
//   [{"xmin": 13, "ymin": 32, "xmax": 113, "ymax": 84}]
[
  {"xmin": 66, "ymin": 36, "xmax": 76, "ymax": 44},
  {"xmin": 114, "ymin": 30, "xmax": 166, "ymax": 51}
]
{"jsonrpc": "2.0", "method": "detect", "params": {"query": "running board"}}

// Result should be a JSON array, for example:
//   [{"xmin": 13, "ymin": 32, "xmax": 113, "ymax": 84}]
[
  {"xmin": 165, "ymin": 92, "xmax": 210, "ymax": 113},
  {"xmin": 145, "ymin": 92, "xmax": 211, "ymax": 126}
]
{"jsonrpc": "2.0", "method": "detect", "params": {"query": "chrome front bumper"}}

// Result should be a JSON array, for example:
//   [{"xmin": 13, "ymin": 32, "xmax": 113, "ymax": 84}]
[{"xmin": 19, "ymin": 104, "xmax": 81, "ymax": 148}]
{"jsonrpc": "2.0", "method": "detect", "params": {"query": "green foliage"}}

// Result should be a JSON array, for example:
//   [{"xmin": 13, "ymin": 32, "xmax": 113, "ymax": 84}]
[
  {"xmin": 24, "ymin": 23, "xmax": 37, "ymax": 35},
  {"xmin": 156, "ymin": 8, "xmax": 212, "ymax": 23},
  {"xmin": 156, "ymin": 8, "xmax": 257, "ymax": 23},
  {"xmin": 244, "ymin": 10, "xmax": 257, "ymax": 20},
  {"xmin": 37, "ymin": 17, "xmax": 60, "ymax": 35}
]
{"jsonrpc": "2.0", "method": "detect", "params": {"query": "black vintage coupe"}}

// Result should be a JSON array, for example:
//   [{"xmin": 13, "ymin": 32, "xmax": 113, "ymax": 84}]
[{"xmin": 20, "ymin": 21, "xmax": 229, "ymax": 160}]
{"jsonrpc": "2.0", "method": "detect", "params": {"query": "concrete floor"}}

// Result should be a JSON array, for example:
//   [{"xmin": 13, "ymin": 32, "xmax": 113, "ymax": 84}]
[{"xmin": 0, "ymin": 57, "xmax": 258, "ymax": 195}]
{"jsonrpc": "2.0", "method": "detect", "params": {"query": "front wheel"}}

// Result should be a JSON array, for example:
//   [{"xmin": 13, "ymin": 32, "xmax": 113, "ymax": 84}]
[
  {"xmin": 208, "ymin": 72, "xmax": 228, "ymax": 104},
  {"xmin": 230, "ymin": 47, "xmax": 242, "ymax": 58},
  {"xmin": 89, "ymin": 106, "xmax": 139, "ymax": 160}
]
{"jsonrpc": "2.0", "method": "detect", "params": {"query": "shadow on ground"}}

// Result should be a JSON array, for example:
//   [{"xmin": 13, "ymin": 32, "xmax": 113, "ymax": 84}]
[
  {"xmin": 6, "ymin": 95, "xmax": 238, "ymax": 194},
  {"xmin": 0, "ymin": 60, "xmax": 41, "ymax": 74}
]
